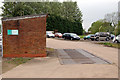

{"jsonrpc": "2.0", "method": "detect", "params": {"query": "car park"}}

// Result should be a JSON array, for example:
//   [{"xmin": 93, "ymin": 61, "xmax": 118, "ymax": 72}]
[
  {"xmin": 91, "ymin": 32, "xmax": 111, "ymax": 41},
  {"xmin": 113, "ymin": 35, "xmax": 120, "ymax": 43},
  {"xmin": 46, "ymin": 32, "xmax": 55, "ymax": 38},
  {"xmin": 84, "ymin": 34, "xmax": 94, "ymax": 40},
  {"xmin": 63, "ymin": 33, "xmax": 80, "ymax": 40},
  {"xmin": 55, "ymin": 33, "xmax": 62, "ymax": 38}
]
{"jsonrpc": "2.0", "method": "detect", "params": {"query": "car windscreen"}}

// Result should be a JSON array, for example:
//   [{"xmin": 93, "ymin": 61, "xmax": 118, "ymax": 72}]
[
  {"xmin": 57, "ymin": 33, "xmax": 62, "ymax": 35},
  {"xmin": 47, "ymin": 32, "xmax": 52, "ymax": 34},
  {"xmin": 95, "ymin": 32, "xmax": 109, "ymax": 37},
  {"xmin": 70, "ymin": 34, "xmax": 77, "ymax": 36}
]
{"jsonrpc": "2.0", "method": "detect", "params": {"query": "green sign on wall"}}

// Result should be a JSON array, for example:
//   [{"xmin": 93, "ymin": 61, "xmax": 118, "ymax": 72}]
[{"xmin": 7, "ymin": 30, "xmax": 18, "ymax": 35}]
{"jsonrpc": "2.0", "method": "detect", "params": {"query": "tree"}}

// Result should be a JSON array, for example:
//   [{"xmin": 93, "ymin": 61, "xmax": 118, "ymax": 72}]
[
  {"xmin": 2, "ymin": 2, "xmax": 35, "ymax": 17},
  {"xmin": 104, "ymin": 12, "xmax": 118, "ymax": 27},
  {"xmin": 88, "ymin": 20, "xmax": 113, "ymax": 34},
  {"xmin": 114, "ymin": 21, "xmax": 120, "ymax": 35},
  {"xmin": 104, "ymin": 12, "xmax": 119, "ymax": 35},
  {"xmin": 62, "ymin": 2, "xmax": 82, "ymax": 23},
  {"xmin": 1, "ymin": 1, "xmax": 83, "ymax": 35},
  {"xmin": 47, "ymin": 14, "xmax": 83, "ymax": 35}
]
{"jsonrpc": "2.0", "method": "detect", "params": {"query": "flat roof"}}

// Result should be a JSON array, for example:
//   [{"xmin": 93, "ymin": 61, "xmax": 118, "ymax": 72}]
[{"xmin": 2, "ymin": 14, "xmax": 47, "ymax": 21}]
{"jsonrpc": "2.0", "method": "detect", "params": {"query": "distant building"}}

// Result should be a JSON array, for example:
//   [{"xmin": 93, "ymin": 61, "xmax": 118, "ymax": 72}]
[{"xmin": 2, "ymin": 14, "xmax": 47, "ymax": 57}]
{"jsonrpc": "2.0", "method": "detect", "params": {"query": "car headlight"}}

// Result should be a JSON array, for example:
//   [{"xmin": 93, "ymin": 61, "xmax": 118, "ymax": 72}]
[{"xmin": 73, "ymin": 36, "xmax": 76, "ymax": 38}]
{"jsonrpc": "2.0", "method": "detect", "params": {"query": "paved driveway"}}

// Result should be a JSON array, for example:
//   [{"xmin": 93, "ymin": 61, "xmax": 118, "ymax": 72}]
[
  {"xmin": 47, "ymin": 38, "xmax": 118, "ymax": 65},
  {"xmin": 2, "ymin": 38, "xmax": 118, "ymax": 78}
]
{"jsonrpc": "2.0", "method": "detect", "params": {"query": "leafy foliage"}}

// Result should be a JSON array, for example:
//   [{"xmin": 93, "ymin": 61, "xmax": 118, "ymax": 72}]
[
  {"xmin": 88, "ymin": 20, "xmax": 114, "ymax": 34},
  {"xmin": 47, "ymin": 14, "xmax": 83, "ymax": 34},
  {"xmin": 2, "ymin": 2, "xmax": 35, "ymax": 17},
  {"xmin": 1, "ymin": 2, "xmax": 83, "ymax": 34},
  {"xmin": 114, "ymin": 21, "xmax": 120, "ymax": 35},
  {"xmin": 89, "ymin": 12, "xmax": 120, "ymax": 35}
]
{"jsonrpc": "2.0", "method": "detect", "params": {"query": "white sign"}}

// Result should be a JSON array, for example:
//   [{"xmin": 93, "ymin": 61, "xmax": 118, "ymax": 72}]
[
  {"xmin": 8, "ymin": 30, "xmax": 18, "ymax": 35},
  {"xmin": 12, "ymin": 30, "xmax": 18, "ymax": 35}
]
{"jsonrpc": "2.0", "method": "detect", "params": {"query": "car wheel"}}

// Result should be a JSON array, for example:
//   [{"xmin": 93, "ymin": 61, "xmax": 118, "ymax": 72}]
[
  {"xmin": 71, "ymin": 38, "xmax": 73, "ymax": 40},
  {"xmin": 91, "ymin": 39, "xmax": 94, "ymax": 41},
  {"xmin": 95, "ymin": 37, "xmax": 99, "ymax": 41},
  {"xmin": 114, "ymin": 40, "xmax": 119, "ymax": 43},
  {"xmin": 47, "ymin": 36, "xmax": 50, "ymax": 38},
  {"xmin": 106, "ymin": 37, "xmax": 110, "ymax": 41},
  {"xmin": 64, "ymin": 37, "xmax": 66, "ymax": 40}
]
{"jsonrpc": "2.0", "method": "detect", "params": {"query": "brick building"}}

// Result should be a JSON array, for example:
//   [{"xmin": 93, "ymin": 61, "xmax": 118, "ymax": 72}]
[{"xmin": 2, "ymin": 14, "xmax": 47, "ymax": 57}]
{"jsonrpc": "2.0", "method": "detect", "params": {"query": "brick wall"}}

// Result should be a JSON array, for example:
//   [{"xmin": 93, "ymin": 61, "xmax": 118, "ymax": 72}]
[{"xmin": 2, "ymin": 16, "xmax": 47, "ymax": 57}]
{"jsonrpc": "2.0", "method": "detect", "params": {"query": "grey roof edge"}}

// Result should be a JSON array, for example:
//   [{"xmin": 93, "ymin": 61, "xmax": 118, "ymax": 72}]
[{"xmin": 2, "ymin": 14, "xmax": 48, "ymax": 21}]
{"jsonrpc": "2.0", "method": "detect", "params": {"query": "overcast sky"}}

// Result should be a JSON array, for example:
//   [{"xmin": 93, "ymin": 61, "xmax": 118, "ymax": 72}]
[
  {"xmin": 0, "ymin": 0, "xmax": 119, "ymax": 31},
  {"xmin": 76, "ymin": 0, "xmax": 119, "ymax": 31}
]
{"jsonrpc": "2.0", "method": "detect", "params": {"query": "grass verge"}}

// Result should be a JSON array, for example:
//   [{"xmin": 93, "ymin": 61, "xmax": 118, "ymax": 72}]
[
  {"xmin": 2, "ymin": 57, "xmax": 33, "ymax": 73},
  {"xmin": 2, "ymin": 48, "xmax": 55, "ymax": 74},
  {"xmin": 4, "ymin": 58, "xmax": 33, "ymax": 65},
  {"xmin": 46, "ymin": 48, "xmax": 55, "ymax": 57},
  {"xmin": 97, "ymin": 42, "xmax": 120, "ymax": 49},
  {"xmin": 79, "ymin": 35, "xmax": 86, "ymax": 39}
]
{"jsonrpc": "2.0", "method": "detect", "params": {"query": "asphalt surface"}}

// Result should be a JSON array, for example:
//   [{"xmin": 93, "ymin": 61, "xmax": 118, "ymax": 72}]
[
  {"xmin": 1, "ymin": 38, "xmax": 118, "ymax": 78},
  {"xmin": 57, "ymin": 49, "xmax": 111, "ymax": 65},
  {"xmin": 53, "ymin": 37, "xmax": 114, "ymax": 43}
]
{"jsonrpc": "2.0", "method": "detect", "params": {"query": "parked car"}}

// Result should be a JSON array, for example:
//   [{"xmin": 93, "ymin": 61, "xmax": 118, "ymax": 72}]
[
  {"xmin": 55, "ymin": 33, "xmax": 62, "ymax": 38},
  {"xmin": 91, "ymin": 32, "xmax": 111, "ymax": 41},
  {"xmin": 63, "ymin": 33, "xmax": 80, "ymax": 40},
  {"xmin": 90, "ymin": 34, "xmax": 95, "ymax": 41},
  {"xmin": 62, "ymin": 33, "xmax": 69, "ymax": 38},
  {"xmin": 46, "ymin": 32, "xmax": 55, "ymax": 38},
  {"xmin": 113, "ymin": 35, "xmax": 120, "ymax": 43},
  {"xmin": 111, "ymin": 34, "xmax": 115, "ymax": 40},
  {"xmin": 84, "ymin": 34, "xmax": 94, "ymax": 40}
]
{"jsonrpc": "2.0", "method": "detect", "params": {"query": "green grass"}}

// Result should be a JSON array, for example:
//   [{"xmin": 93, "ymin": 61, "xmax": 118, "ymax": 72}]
[
  {"xmin": 4, "ymin": 48, "xmax": 53, "ymax": 66},
  {"xmin": 5, "ymin": 57, "xmax": 33, "ymax": 65},
  {"xmin": 46, "ymin": 48, "xmax": 54, "ymax": 51},
  {"xmin": 79, "ymin": 35, "xmax": 86, "ymax": 39},
  {"xmin": 98, "ymin": 42, "xmax": 120, "ymax": 49}
]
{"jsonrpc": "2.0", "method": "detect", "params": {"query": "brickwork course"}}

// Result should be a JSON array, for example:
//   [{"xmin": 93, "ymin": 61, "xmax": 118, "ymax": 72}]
[{"xmin": 2, "ymin": 14, "xmax": 47, "ymax": 57}]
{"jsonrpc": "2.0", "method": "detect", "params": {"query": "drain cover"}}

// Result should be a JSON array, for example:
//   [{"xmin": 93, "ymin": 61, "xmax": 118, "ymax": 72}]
[{"xmin": 57, "ymin": 49, "xmax": 111, "ymax": 65}]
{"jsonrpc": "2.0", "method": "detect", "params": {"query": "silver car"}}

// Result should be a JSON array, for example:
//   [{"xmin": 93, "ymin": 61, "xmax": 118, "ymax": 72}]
[
  {"xmin": 113, "ymin": 35, "xmax": 120, "ymax": 43},
  {"xmin": 94, "ymin": 32, "xmax": 111, "ymax": 41}
]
